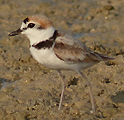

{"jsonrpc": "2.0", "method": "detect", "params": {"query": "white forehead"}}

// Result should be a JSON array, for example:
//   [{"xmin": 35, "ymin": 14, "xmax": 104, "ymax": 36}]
[{"xmin": 20, "ymin": 22, "xmax": 26, "ymax": 29}]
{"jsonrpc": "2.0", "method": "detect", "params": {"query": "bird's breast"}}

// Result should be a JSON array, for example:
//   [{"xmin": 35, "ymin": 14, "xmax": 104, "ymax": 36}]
[{"xmin": 30, "ymin": 47, "xmax": 66, "ymax": 69}]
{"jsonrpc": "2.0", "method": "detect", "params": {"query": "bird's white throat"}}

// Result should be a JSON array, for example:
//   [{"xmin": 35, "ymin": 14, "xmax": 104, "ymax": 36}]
[{"xmin": 22, "ymin": 26, "xmax": 55, "ymax": 45}]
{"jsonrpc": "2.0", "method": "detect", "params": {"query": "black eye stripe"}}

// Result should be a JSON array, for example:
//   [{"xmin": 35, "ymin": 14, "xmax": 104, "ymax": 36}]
[
  {"xmin": 23, "ymin": 27, "xmax": 27, "ymax": 30},
  {"xmin": 38, "ymin": 26, "xmax": 43, "ymax": 29},
  {"xmin": 28, "ymin": 23, "xmax": 35, "ymax": 28}
]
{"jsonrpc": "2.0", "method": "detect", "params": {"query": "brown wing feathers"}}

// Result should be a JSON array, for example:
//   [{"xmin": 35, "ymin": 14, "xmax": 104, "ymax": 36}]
[{"xmin": 54, "ymin": 37, "xmax": 113, "ymax": 63}]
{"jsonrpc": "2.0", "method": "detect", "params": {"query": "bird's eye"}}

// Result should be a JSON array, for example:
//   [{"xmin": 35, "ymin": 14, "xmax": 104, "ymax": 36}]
[{"xmin": 28, "ymin": 23, "xmax": 35, "ymax": 28}]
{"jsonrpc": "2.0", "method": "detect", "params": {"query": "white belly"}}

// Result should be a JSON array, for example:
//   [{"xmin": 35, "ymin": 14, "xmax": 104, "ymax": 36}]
[
  {"xmin": 30, "ymin": 47, "xmax": 96, "ymax": 70},
  {"xmin": 30, "ymin": 47, "xmax": 68, "ymax": 69}
]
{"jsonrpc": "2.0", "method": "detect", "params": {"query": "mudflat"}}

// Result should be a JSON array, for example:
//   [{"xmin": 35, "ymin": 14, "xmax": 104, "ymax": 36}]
[{"xmin": 0, "ymin": 0, "xmax": 124, "ymax": 119}]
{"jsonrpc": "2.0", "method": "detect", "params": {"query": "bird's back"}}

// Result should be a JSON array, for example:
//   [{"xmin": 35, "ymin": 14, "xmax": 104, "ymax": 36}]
[{"xmin": 53, "ymin": 33, "xmax": 114, "ymax": 64}]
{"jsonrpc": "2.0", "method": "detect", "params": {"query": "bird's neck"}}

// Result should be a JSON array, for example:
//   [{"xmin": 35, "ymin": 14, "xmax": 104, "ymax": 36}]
[{"xmin": 27, "ymin": 27, "xmax": 55, "ymax": 45}]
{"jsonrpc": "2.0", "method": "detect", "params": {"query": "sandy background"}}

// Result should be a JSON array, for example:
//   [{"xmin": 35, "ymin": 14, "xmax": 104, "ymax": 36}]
[{"xmin": 0, "ymin": 0, "xmax": 124, "ymax": 119}]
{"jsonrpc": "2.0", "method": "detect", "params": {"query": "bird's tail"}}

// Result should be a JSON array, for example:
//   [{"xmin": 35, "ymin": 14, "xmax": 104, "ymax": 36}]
[{"xmin": 94, "ymin": 52, "xmax": 114, "ymax": 61}]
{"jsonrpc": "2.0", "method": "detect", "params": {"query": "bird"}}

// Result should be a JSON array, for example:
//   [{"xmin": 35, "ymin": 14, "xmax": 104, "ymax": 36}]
[{"xmin": 9, "ymin": 15, "xmax": 114, "ymax": 112}]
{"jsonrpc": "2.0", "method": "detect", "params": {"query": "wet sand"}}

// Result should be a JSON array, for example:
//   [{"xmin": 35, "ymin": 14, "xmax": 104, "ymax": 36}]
[{"xmin": 0, "ymin": 0, "xmax": 124, "ymax": 119}]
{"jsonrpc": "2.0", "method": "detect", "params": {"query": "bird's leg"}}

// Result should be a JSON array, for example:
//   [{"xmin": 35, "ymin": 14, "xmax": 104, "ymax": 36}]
[
  {"xmin": 77, "ymin": 70, "xmax": 96, "ymax": 113},
  {"xmin": 57, "ymin": 70, "xmax": 66, "ymax": 110}
]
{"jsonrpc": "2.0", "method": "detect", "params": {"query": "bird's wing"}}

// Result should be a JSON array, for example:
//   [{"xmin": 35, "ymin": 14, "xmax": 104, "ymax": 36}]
[{"xmin": 53, "ymin": 35, "xmax": 104, "ymax": 63}]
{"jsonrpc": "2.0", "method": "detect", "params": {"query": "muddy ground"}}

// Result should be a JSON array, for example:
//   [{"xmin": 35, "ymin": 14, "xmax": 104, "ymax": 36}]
[{"xmin": 0, "ymin": 0, "xmax": 124, "ymax": 119}]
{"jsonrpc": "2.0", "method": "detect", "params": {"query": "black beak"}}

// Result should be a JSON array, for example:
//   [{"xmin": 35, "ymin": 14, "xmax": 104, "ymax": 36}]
[{"xmin": 8, "ymin": 28, "xmax": 22, "ymax": 36}]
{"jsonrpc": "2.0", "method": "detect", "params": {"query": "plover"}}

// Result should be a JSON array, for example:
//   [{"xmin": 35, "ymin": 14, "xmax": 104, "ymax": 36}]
[{"xmin": 9, "ymin": 15, "xmax": 114, "ymax": 112}]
